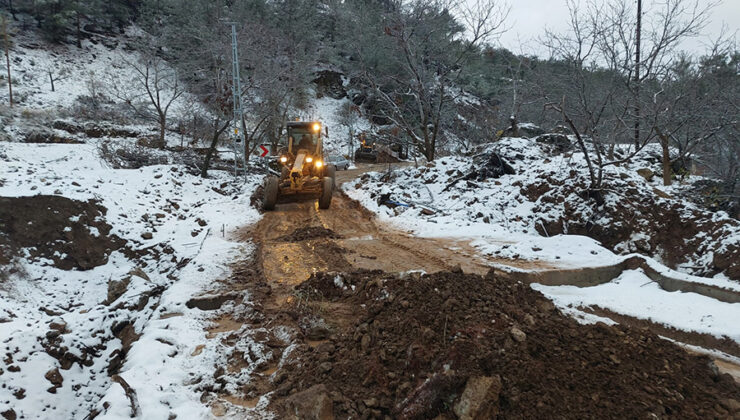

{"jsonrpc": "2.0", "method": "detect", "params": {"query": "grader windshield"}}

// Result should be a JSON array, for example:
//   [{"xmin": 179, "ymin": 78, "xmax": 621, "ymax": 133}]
[{"xmin": 287, "ymin": 122, "xmax": 321, "ymax": 154}]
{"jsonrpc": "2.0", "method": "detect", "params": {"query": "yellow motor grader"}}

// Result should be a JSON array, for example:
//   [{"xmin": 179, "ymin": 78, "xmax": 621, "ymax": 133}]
[{"xmin": 262, "ymin": 121, "xmax": 335, "ymax": 210}]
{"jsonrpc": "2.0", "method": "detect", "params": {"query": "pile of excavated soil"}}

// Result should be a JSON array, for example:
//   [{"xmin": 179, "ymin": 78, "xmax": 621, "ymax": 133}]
[
  {"xmin": 270, "ymin": 269, "xmax": 740, "ymax": 419},
  {"xmin": 277, "ymin": 226, "xmax": 342, "ymax": 242},
  {"xmin": 523, "ymin": 175, "xmax": 740, "ymax": 280},
  {"xmin": 0, "ymin": 195, "xmax": 124, "ymax": 270}
]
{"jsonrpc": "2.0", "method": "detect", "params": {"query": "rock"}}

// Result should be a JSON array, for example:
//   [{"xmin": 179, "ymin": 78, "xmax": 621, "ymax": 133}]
[
  {"xmin": 636, "ymin": 168, "xmax": 654, "ymax": 181},
  {"xmin": 652, "ymin": 187, "xmax": 671, "ymax": 199},
  {"xmin": 535, "ymin": 133, "xmax": 572, "ymax": 154},
  {"xmin": 319, "ymin": 362, "xmax": 333, "ymax": 373},
  {"xmin": 52, "ymin": 120, "xmax": 82, "ymax": 134},
  {"xmin": 106, "ymin": 276, "xmax": 131, "ymax": 305},
  {"xmin": 453, "ymin": 375, "xmax": 502, "ymax": 420},
  {"xmin": 49, "ymin": 319, "xmax": 67, "ymax": 332},
  {"xmin": 510, "ymin": 326, "xmax": 526, "ymax": 343},
  {"xmin": 1, "ymin": 409, "xmax": 17, "ymax": 420},
  {"xmin": 185, "ymin": 293, "xmax": 239, "ymax": 311},
  {"xmin": 471, "ymin": 152, "xmax": 516, "ymax": 180},
  {"xmin": 551, "ymin": 124, "xmax": 572, "ymax": 135},
  {"xmin": 45, "ymin": 368, "xmax": 64, "ymax": 388},
  {"xmin": 721, "ymin": 398, "xmax": 740, "ymax": 414},
  {"xmin": 316, "ymin": 342, "xmax": 336, "ymax": 355},
  {"xmin": 141, "ymin": 232, "xmax": 153, "ymax": 240},
  {"xmin": 281, "ymin": 384, "xmax": 334, "ymax": 420},
  {"xmin": 360, "ymin": 334, "xmax": 371, "ymax": 351},
  {"xmin": 306, "ymin": 325, "xmax": 331, "ymax": 341}
]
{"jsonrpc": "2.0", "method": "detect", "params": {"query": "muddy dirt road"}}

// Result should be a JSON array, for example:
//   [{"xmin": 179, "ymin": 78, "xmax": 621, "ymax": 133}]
[
  {"xmin": 247, "ymin": 164, "xmax": 546, "ymax": 284},
  {"xmin": 201, "ymin": 164, "xmax": 740, "ymax": 418}
]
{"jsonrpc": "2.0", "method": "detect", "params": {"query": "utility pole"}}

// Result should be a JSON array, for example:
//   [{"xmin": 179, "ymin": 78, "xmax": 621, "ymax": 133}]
[
  {"xmin": 2, "ymin": 16, "xmax": 13, "ymax": 107},
  {"xmin": 228, "ymin": 22, "xmax": 247, "ymax": 178},
  {"xmin": 633, "ymin": 0, "xmax": 642, "ymax": 149}
]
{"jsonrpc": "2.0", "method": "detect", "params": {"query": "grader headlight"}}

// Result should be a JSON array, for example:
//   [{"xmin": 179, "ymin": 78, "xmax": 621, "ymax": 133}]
[
  {"xmin": 312, "ymin": 123, "xmax": 321, "ymax": 132},
  {"xmin": 306, "ymin": 157, "xmax": 313, "ymax": 163},
  {"xmin": 315, "ymin": 160, "xmax": 323, "ymax": 168},
  {"xmin": 280, "ymin": 156, "xmax": 288, "ymax": 163}
]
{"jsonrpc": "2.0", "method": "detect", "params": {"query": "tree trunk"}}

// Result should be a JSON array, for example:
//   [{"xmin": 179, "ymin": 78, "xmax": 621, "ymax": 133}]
[
  {"xmin": 202, "ymin": 119, "xmax": 230, "ymax": 178},
  {"xmin": 2, "ymin": 17, "xmax": 12, "ymax": 107},
  {"xmin": 201, "ymin": 133, "xmax": 220, "ymax": 178},
  {"xmin": 76, "ymin": 11, "xmax": 82, "ymax": 48},
  {"xmin": 158, "ymin": 116, "xmax": 166, "ymax": 150},
  {"xmin": 633, "ymin": 0, "xmax": 642, "ymax": 149},
  {"xmin": 241, "ymin": 114, "xmax": 249, "ymax": 162},
  {"xmin": 660, "ymin": 134, "xmax": 671, "ymax": 186}
]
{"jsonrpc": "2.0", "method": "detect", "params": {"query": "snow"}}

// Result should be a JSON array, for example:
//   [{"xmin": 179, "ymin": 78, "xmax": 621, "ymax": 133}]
[
  {"xmin": 0, "ymin": 141, "xmax": 263, "ymax": 418},
  {"xmin": 532, "ymin": 269, "xmax": 740, "ymax": 342},
  {"xmin": 1, "ymin": 28, "xmax": 191, "ymax": 115}
]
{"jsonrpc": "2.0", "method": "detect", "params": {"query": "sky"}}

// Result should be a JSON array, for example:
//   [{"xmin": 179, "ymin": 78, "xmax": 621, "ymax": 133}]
[{"xmin": 492, "ymin": 0, "xmax": 739, "ymax": 57}]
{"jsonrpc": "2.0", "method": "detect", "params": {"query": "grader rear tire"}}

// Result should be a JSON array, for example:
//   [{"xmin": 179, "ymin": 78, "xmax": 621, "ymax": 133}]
[
  {"xmin": 318, "ymin": 176, "xmax": 333, "ymax": 209},
  {"xmin": 262, "ymin": 176, "xmax": 279, "ymax": 211}
]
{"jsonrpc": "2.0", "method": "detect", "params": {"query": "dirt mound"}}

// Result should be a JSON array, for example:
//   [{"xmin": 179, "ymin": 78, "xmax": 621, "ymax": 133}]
[
  {"xmin": 272, "ymin": 270, "xmax": 740, "ymax": 419},
  {"xmin": 277, "ymin": 226, "xmax": 342, "ymax": 242},
  {"xmin": 0, "ymin": 195, "xmax": 124, "ymax": 270},
  {"xmin": 528, "ymin": 176, "xmax": 740, "ymax": 280}
]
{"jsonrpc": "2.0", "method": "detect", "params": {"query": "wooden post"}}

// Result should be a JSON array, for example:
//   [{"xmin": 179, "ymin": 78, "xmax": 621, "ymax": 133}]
[{"xmin": 2, "ymin": 16, "xmax": 13, "ymax": 107}]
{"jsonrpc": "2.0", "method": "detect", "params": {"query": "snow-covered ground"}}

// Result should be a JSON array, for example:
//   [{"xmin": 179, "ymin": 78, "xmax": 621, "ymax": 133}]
[
  {"xmin": 0, "ymin": 141, "xmax": 261, "ymax": 418},
  {"xmin": 532, "ymin": 269, "xmax": 740, "ymax": 341},
  {"xmin": 343, "ymin": 136, "xmax": 740, "ymax": 345}
]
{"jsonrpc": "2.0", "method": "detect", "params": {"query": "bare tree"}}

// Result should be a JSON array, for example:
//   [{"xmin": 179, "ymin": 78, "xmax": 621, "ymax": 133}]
[
  {"xmin": 336, "ymin": 101, "xmax": 360, "ymax": 157},
  {"xmin": 46, "ymin": 64, "xmax": 70, "ymax": 92},
  {"xmin": 359, "ymin": 0, "xmax": 508, "ymax": 161},
  {"xmin": 111, "ymin": 54, "xmax": 185, "ymax": 149},
  {"xmin": 541, "ymin": 0, "xmax": 715, "ymax": 192}
]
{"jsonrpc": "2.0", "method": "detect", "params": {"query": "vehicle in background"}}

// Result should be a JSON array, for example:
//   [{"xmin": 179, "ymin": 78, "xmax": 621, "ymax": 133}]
[{"xmin": 328, "ymin": 155, "xmax": 351, "ymax": 170}]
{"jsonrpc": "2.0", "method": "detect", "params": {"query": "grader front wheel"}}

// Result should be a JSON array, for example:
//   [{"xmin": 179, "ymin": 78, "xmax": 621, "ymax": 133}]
[{"xmin": 318, "ymin": 176, "xmax": 333, "ymax": 209}]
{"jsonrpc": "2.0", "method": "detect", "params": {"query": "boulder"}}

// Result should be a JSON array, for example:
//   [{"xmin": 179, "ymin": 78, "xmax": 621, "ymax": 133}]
[
  {"xmin": 453, "ymin": 375, "xmax": 502, "ymax": 420},
  {"xmin": 105, "ymin": 276, "xmax": 131, "ymax": 305},
  {"xmin": 510, "ymin": 326, "xmax": 527, "ymax": 343},
  {"xmin": 282, "ymin": 384, "xmax": 334, "ymax": 420},
  {"xmin": 637, "ymin": 168, "xmax": 654, "ymax": 182},
  {"xmin": 471, "ymin": 152, "xmax": 516, "ymax": 180},
  {"xmin": 45, "ymin": 368, "xmax": 64, "ymax": 389},
  {"xmin": 535, "ymin": 133, "xmax": 572, "ymax": 154}
]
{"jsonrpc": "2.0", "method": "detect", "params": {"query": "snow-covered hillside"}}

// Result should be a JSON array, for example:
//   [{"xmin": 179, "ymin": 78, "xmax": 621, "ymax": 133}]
[
  {"xmin": 0, "ymin": 28, "xmax": 269, "ymax": 419},
  {"xmin": 0, "ymin": 141, "xmax": 261, "ymax": 418}
]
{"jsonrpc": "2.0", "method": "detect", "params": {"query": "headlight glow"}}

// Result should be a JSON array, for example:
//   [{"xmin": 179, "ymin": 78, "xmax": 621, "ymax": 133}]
[
  {"xmin": 280, "ymin": 156, "xmax": 288, "ymax": 163},
  {"xmin": 306, "ymin": 157, "xmax": 313, "ymax": 163},
  {"xmin": 315, "ymin": 161, "xmax": 323, "ymax": 168},
  {"xmin": 312, "ymin": 123, "xmax": 321, "ymax": 132}
]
